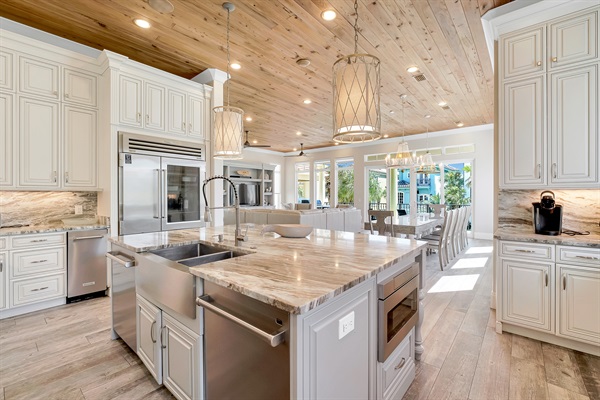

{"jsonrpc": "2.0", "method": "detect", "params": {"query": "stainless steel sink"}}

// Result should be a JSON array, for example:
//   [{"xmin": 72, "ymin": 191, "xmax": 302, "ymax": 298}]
[{"xmin": 149, "ymin": 243, "xmax": 246, "ymax": 267}]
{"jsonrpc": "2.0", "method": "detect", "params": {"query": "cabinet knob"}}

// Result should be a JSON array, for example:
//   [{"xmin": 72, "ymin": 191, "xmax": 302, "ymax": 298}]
[
  {"xmin": 137, "ymin": 112, "xmax": 141, "ymax": 122},
  {"xmin": 146, "ymin": 114, "xmax": 150, "ymax": 123},
  {"xmin": 536, "ymin": 61, "xmax": 542, "ymax": 66},
  {"xmin": 65, "ymin": 93, "xmax": 70, "ymax": 98},
  {"xmin": 552, "ymin": 57, "xmax": 557, "ymax": 62},
  {"xmin": 53, "ymin": 91, "xmax": 58, "ymax": 96},
  {"xmin": 53, "ymin": 171, "xmax": 57, "ymax": 183},
  {"xmin": 182, "ymin": 122, "xmax": 186, "ymax": 131},
  {"xmin": 65, "ymin": 171, "xmax": 69, "ymax": 183},
  {"xmin": 188, "ymin": 123, "xmax": 192, "ymax": 131}
]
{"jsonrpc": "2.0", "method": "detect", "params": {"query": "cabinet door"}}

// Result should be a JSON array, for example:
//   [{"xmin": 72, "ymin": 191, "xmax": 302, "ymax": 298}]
[
  {"xmin": 162, "ymin": 313, "xmax": 201, "ymax": 400},
  {"xmin": 0, "ymin": 93, "xmax": 14, "ymax": 187},
  {"xmin": 19, "ymin": 97, "xmax": 59, "ymax": 187},
  {"xmin": 145, "ymin": 82, "xmax": 165, "ymax": 131},
  {"xmin": 0, "ymin": 50, "xmax": 14, "ymax": 91},
  {"xmin": 501, "ymin": 75, "xmax": 546, "ymax": 187},
  {"xmin": 549, "ymin": 10, "xmax": 598, "ymax": 69},
  {"xmin": 550, "ymin": 64, "xmax": 598, "ymax": 186},
  {"xmin": 63, "ymin": 68, "xmax": 97, "ymax": 107},
  {"xmin": 501, "ymin": 258, "xmax": 553, "ymax": 332},
  {"xmin": 0, "ymin": 252, "xmax": 7, "ymax": 310},
  {"xmin": 19, "ymin": 56, "xmax": 60, "ymax": 100},
  {"xmin": 188, "ymin": 94, "xmax": 205, "ymax": 138},
  {"xmin": 501, "ymin": 26, "xmax": 545, "ymax": 80},
  {"xmin": 64, "ymin": 106, "xmax": 97, "ymax": 188},
  {"xmin": 136, "ymin": 295, "xmax": 163, "ymax": 384},
  {"xmin": 557, "ymin": 264, "xmax": 600, "ymax": 345},
  {"xmin": 168, "ymin": 89, "xmax": 186, "ymax": 135},
  {"xmin": 119, "ymin": 75, "xmax": 142, "ymax": 127}
]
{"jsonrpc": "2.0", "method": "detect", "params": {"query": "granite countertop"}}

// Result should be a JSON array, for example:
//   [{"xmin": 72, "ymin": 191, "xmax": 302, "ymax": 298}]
[
  {"xmin": 0, "ymin": 222, "xmax": 109, "ymax": 236},
  {"xmin": 494, "ymin": 225, "xmax": 600, "ymax": 248},
  {"xmin": 109, "ymin": 225, "xmax": 427, "ymax": 314}
]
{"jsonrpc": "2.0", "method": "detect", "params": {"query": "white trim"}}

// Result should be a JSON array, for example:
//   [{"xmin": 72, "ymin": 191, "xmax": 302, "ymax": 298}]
[
  {"xmin": 474, "ymin": 232, "xmax": 494, "ymax": 240},
  {"xmin": 0, "ymin": 298, "xmax": 66, "ymax": 319}
]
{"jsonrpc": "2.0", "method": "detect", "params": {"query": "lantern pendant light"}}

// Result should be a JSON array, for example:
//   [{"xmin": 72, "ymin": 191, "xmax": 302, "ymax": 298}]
[
  {"xmin": 213, "ymin": 2, "xmax": 244, "ymax": 159},
  {"xmin": 332, "ymin": 0, "xmax": 381, "ymax": 143},
  {"xmin": 386, "ymin": 94, "xmax": 413, "ymax": 171},
  {"xmin": 415, "ymin": 115, "xmax": 437, "ymax": 175}
]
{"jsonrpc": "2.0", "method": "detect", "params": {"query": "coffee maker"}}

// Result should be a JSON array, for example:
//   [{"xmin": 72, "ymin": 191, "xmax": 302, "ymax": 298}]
[{"xmin": 532, "ymin": 191, "xmax": 563, "ymax": 235}]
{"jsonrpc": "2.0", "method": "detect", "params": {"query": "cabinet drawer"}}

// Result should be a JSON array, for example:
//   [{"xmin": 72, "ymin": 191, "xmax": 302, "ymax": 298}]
[
  {"xmin": 381, "ymin": 328, "xmax": 414, "ymax": 398},
  {"xmin": 11, "ymin": 247, "xmax": 65, "ymax": 278},
  {"xmin": 11, "ymin": 273, "xmax": 65, "ymax": 307},
  {"xmin": 499, "ymin": 241, "xmax": 555, "ymax": 261},
  {"xmin": 11, "ymin": 233, "xmax": 65, "ymax": 249},
  {"xmin": 557, "ymin": 246, "xmax": 600, "ymax": 267},
  {"xmin": 0, "ymin": 237, "xmax": 6, "ymax": 250}
]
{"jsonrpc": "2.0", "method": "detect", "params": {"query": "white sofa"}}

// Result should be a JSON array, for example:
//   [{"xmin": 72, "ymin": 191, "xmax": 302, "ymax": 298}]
[{"xmin": 224, "ymin": 208, "xmax": 363, "ymax": 233}]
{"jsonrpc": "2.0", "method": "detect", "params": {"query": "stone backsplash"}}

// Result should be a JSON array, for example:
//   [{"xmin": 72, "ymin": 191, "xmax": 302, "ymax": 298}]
[
  {"xmin": 498, "ymin": 189, "xmax": 600, "ymax": 234},
  {"xmin": 0, "ymin": 191, "xmax": 98, "ymax": 227}
]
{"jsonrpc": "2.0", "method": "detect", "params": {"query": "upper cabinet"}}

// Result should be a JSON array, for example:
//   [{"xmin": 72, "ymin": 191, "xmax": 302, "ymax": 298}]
[
  {"xmin": 0, "ymin": 93, "xmax": 14, "ymax": 187},
  {"xmin": 0, "ymin": 51, "xmax": 14, "ymax": 91},
  {"xmin": 499, "ymin": 7, "xmax": 599, "ymax": 189},
  {"xmin": 19, "ymin": 56, "xmax": 60, "ymax": 100},
  {"xmin": 63, "ymin": 68, "xmax": 97, "ymax": 107}
]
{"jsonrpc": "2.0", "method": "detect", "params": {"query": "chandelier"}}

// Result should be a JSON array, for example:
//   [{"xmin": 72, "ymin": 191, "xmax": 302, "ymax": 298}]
[
  {"xmin": 332, "ymin": 0, "xmax": 381, "ymax": 143},
  {"xmin": 213, "ymin": 2, "xmax": 244, "ymax": 159},
  {"xmin": 415, "ymin": 114, "xmax": 436, "ymax": 175},
  {"xmin": 386, "ymin": 94, "xmax": 413, "ymax": 171}
]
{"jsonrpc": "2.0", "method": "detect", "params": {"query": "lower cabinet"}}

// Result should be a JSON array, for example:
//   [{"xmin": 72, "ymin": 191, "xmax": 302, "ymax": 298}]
[
  {"xmin": 136, "ymin": 294, "xmax": 202, "ymax": 400},
  {"xmin": 0, "ymin": 251, "xmax": 6, "ymax": 310},
  {"xmin": 377, "ymin": 328, "xmax": 415, "ymax": 400}
]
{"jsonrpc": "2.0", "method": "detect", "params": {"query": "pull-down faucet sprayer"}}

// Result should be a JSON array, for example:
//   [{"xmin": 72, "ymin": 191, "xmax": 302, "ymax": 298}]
[{"xmin": 202, "ymin": 175, "xmax": 246, "ymax": 246}]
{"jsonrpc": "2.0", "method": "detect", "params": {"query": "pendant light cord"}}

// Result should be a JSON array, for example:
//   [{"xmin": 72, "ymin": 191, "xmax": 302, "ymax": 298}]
[
  {"xmin": 353, "ymin": 0, "xmax": 359, "ymax": 54},
  {"xmin": 226, "ymin": 6, "xmax": 231, "ymax": 107}
]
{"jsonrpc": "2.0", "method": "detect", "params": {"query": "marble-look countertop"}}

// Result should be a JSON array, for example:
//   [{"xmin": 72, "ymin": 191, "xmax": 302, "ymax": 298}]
[
  {"xmin": 109, "ymin": 225, "xmax": 427, "ymax": 314},
  {"xmin": 0, "ymin": 223, "xmax": 109, "ymax": 236},
  {"xmin": 495, "ymin": 225, "xmax": 600, "ymax": 248}
]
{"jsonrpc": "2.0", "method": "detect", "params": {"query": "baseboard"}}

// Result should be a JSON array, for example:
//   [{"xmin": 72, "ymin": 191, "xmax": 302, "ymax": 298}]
[
  {"xmin": 0, "ymin": 298, "xmax": 66, "ymax": 319},
  {"xmin": 473, "ymin": 232, "xmax": 493, "ymax": 240}
]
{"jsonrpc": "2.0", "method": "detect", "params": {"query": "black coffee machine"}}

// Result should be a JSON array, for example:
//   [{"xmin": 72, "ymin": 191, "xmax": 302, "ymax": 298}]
[{"xmin": 532, "ymin": 191, "xmax": 563, "ymax": 235}]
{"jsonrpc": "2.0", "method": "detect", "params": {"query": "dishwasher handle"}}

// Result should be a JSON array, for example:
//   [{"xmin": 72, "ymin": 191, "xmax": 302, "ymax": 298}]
[
  {"xmin": 106, "ymin": 251, "xmax": 136, "ymax": 268},
  {"xmin": 197, "ymin": 295, "xmax": 286, "ymax": 347},
  {"xmin": 73, "ymin": 235, "xmax": 105, "ymax": 241}
]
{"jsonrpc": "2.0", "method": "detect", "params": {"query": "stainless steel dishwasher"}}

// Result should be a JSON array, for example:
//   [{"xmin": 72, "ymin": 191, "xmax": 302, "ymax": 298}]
[
  {"xmin": 197, "ymin": 281, "xmax": 290, "ymax": 399},
  {"xmin": 106, "ymin": 246, "xmax": 137, "ymax": 351},
  {"xmin": 67, "ymin": 229, "xmax": 108, "ymax": 301}
]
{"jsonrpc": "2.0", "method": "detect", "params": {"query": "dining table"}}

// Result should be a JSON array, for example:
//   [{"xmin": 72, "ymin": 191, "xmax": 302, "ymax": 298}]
[{"xmin": 390, "ymin": 215, "xmax": 443, "ymax": 238}]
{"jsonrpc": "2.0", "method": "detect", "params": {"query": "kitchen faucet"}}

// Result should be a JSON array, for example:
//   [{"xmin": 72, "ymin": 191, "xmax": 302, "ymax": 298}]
[{"xmin": 202, "ymin": 175, "xmax": 246, "ymax": 246}]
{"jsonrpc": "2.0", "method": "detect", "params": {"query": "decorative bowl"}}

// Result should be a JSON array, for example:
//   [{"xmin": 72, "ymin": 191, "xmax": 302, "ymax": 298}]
[
  {"xmin": 261, "ymin": 224, "xmax": 313, "ymax": 238},
  {"xmin": 236, "ymin": 170, "xmax": 251, "ymax": 177}
]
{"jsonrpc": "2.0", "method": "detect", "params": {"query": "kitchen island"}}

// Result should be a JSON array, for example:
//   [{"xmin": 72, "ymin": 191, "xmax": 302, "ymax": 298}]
[{"xmin": 109, "ymin": 225, "xmax": 427, "ymax": 400}]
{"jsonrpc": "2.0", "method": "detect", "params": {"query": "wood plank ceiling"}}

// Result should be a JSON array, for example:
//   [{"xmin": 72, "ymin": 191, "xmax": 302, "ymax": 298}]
[{"xmin": 0, "ymin": 0, "xmax": 511, "ymax": 152}]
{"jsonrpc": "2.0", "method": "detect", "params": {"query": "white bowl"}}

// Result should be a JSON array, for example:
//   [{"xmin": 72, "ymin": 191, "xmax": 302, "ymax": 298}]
[{"xmin": 261, "ymin": 224, "xmax": 313, "ymax": 238}]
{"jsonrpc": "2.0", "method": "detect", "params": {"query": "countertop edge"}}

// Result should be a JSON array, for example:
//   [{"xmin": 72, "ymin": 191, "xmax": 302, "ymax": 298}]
[
  {"xmin": 0, "ymin": 224, "xmax": 109, "ymax": 236},
  {"xmin": 494, "ymin": 227, "xmax": 600, "ymax": 248}
]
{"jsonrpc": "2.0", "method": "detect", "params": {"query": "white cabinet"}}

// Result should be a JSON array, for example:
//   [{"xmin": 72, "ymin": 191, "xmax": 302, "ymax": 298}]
[
  {"xmin": 168, "ymin": 89, "xmax": 206, "ymax": 139},
  {"xmin": 501, "ymin": 258, "xmax": 553, "ymax": 332},
  {"xmin": 377, "ymin": 328, "xmax": 415, "ymax": 400},
  {"xmin": 64, "ymin": 106, "xmax": 97, "ymax": 188},
  {"xmin": 0, "ymin": 92, "xmax": 14, "ymax": 187},
  {"xmin": 63, "ymin": 68, "xmax": 97, "ymax": 107},
  {"xmin": 19, "ymin": 56, "xmax": 60, "ymax": 100},
  {"xmin": 498, "ymin": 7, "xmax": 599, "ymax": 189},
  {"xmin": 556, "ymin": 246, "xmax": 600, "ymax": 345},
  {"xmin": 549, "ymin": 64, "xmax": 598, "ymax": 185},
  {"xmin": 500, "ymin": 75, "xmax": 546, "ymax": 186},
  {"xmin": 136, "ymin": 294, "xmax": 201, "ymax": 400},
  {"xmin": 168, "ymin": 89, "xmax": 187, "ymax": 135},
  {"xmin": 145, "ymin": 82, "xmax": 165, "ymax": 131},
  {"xmin": 18, "ymin": 96, "xmax": 59, "ymax": 187},
  {"xmin": 0, "ymin": 252, "xmax": 7, "ymax": 310},
  {"xmin": 188, "ymin": 94, "xmax": 206, "ymax": 139},
  {"xmin": 0, "ymin": 50, "xmax": 14, "ymax": 91},
  {"xmin": 118, "ymin": 74, "xmax": 165, "ymax": 131}
]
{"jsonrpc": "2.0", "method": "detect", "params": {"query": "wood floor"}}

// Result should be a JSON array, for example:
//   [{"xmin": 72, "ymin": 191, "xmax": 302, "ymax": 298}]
[{"xmin": 0, "ymin": 239, "xmax": 597, "ymax": 400}]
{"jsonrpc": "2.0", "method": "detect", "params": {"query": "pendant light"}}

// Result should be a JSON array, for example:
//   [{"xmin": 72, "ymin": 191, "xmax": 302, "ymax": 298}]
[
  {"xmin": 386, "ymin": 94, "xmax": 413, "ymax": 171},
  {"xmin": 332, "ymin": 0, "xmax": 381, "ymax": 143},
  {"xmin": 213, "ymin": 2, "xmax": 244, "ymax": 159},
  {"xmin": 415, "ymin": 114, "xmax": 436, "ymax": 175}
]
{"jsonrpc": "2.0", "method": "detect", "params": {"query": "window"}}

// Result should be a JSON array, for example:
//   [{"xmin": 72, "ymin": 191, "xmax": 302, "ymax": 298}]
[
  {"xmin": 336, "ymin": 159, "xmax": 354, "ymax": 206},
  {"xmin": 314, "ymin": 161, "xmax": 330, "ymax": 208},
  {"xmin": 365, "ymin": 153, "xmax": 388, "ymax": 162},
  {"xmin": 295, "ymin": 162, "xmax": 310, "ymax": 203},
  {"xmin": 367, "ymin": 167, "xmax": 387, "ymax": 211},
  {"xmin": 418, "ymin": 194, "xmax": 429, "ymax": 202},
  {"xmin": 444, "ymin": 144, "xmax": 475, "ymax": 155},
  {"xmin": 398, "ymin": 192, "xmax": 404, "ymax": 204}
]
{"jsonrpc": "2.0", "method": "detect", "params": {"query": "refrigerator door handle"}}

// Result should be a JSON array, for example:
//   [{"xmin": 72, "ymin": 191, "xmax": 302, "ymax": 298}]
[
  {"xmin": 161, "ymin": 169, "xmax": 167, "ymax": 220},
  {"xmin": 154, "ymin": 169, "xmax": 161, "ymax": 219}
]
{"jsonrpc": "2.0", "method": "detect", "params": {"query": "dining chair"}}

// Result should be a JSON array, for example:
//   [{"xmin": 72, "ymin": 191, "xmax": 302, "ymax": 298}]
[
  {"xmin": 449, "ymin": 207, "xmax": 465, "ymax": 258},
  {"xmin": 429, "ymin": 204, "xmax": 446, "ymax": 219},
  {"xmin": 368, "ymin": 210, "xmax": 395, "ymax": 236},
  {"xmin": 422, "ymin": 209, "xmax": 453, "ymax": 270},
  {"xmin": 460, "ymin": 206, "xmax": 471, "ymax": 250}
]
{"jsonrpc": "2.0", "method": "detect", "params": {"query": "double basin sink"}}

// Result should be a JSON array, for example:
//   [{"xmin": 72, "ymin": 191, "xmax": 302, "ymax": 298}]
[{"xmin": 150, "ymin": 243, "xmax": 247, "ymax": 267}]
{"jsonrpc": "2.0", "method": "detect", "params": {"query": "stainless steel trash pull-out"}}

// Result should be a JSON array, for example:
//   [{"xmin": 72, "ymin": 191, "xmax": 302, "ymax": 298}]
[
  {"xmin": 67, "ymin": 229, "xmax": 108, "ymax": 301},
  {"xmin": 198, "ymin": 281, "xmax": 290, "ymax": 400},
  {"xmin": 106, "ymin": 248, "xmax": 137, "ymax": 351}
]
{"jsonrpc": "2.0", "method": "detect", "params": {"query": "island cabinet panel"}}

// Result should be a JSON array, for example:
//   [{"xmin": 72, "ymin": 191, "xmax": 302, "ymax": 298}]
[
  {"xmin": 293, "ymin": 278, "xmax": 377, "ymax": 400},
  {"xmin": 137, "ymin": 294, "xmax": 163, "ymax": 384},
  {"xmin": 0, "ymin": 252, "xmax": 7, "ymax": 310}
]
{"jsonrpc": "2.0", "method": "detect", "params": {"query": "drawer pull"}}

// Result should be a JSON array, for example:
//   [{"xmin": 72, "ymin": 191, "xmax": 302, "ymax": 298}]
[
  {"xmin": 563, "ymin": 275, "xmax": 566, "ymax": 291},
  {"xmin": 31, "ymin": 239, "xmax": 48, "ymax": 243},
  {"xmin": 394, "ymin": 357, "xmax": 406, "ymax": 370},
  {"xmin": 31, "ymin": 286, "xmax": 49, "ymax": 292},
  {"xmin": 0, "ymin": 260, "xmax": 3, "ymax": 272},
  {"xmin": 545, "ymin": 272, "xmax": 548, "ymax": 287},
  {"xmin": 515, "ymin": 249, "xmax": 535, "ymax": 253},
  {"xmin": 575, "ymin": 255, "xmax": 599, "ymax": 261},
  {"xmin": 31, "ymin": 259, "xmax": 48, "ymax": 264},
  {"xmin": 161, "ymin": 326, "xmax": 167, "ymax": 349},
  {"xmin": 151, "ymin": 321, "xmax": 157, "ymax": 343}
]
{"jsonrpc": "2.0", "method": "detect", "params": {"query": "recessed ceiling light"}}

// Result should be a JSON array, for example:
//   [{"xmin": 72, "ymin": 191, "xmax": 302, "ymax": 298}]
[
  {"xmin": 383, "ymin": 134, "xmax": 389, "ymax": 138},
  {"xmin": 406, "ymin": 66, "xmax": 419, "ymax": 73},
  {"xmin": 134, "ymin": 19, "xmax": 151, "ymax": 29},
  {"xmin": 296, "ymin": 58, "xmax": 311, "ymax": 67},
  {"xmin": 293, "ymin": 148, "xmax": 297, "ymax": 151},
  {"xmin": 334, "ymin": 142, "xmax": 339, "ymax": 146},
  {"xmin": 252, "ymin": 140, "xmax": 257, "ymax": 144},
  {"xmin": 424, "ymin": 114, "xmax": 431, "ymax": 119},
  {"xmin": 456, "ymin": 121, "xmax": 464, "ymax": 127},
  {"xmin": 390, "ymin": 110, "xmax": 395, "ymax": 114},
  {"xmin": 296, "ymin": 131, "xmax": 302, "ymax": 136},
  {"xmin": 230, "ymin": 63, "xmax": 241, "ymax": 70},
  {"xmin": 303, "ymin": 99, "xmax": 312, "ymax": 104},
  {"xmin": 245, "ymin": 116, "xmax": 252, "ymax": 121},
  {"xmin": 438, "ymin": 101, "xmax": 447, "ymax": 107},
  {"xmin": 321, "ymin": 10, "xmax": 337, "ymax": 21}
]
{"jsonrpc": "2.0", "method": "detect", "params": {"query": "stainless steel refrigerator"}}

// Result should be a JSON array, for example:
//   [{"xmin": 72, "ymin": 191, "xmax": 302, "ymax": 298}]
[{"xmin": 118, "ymin": 133, "xmax": 206, "ymax": 235}]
